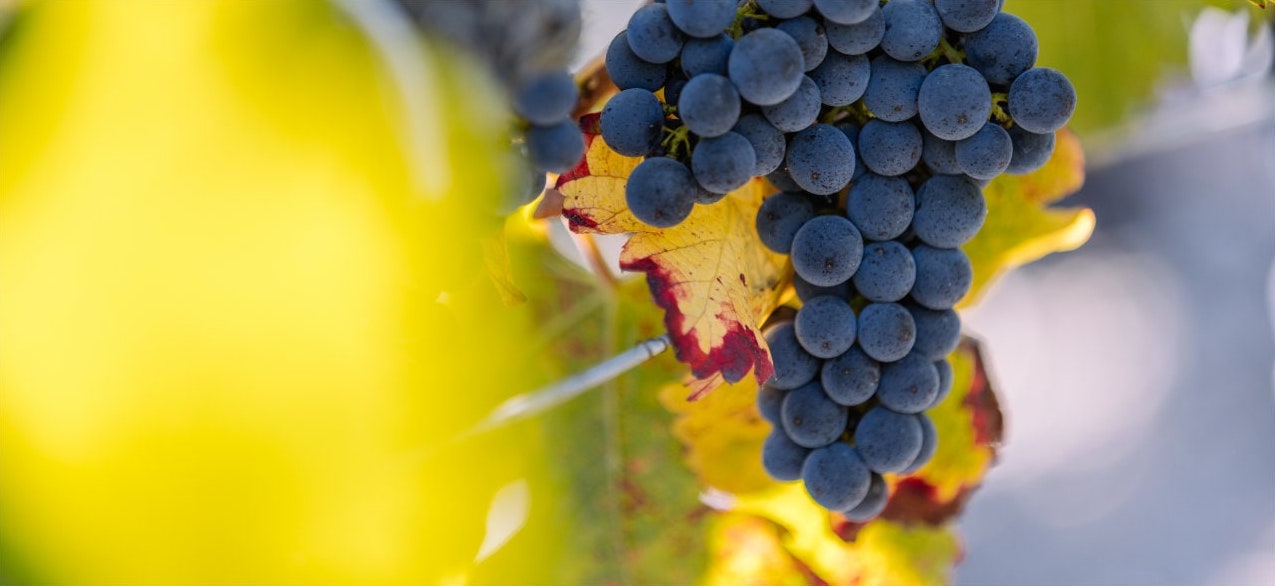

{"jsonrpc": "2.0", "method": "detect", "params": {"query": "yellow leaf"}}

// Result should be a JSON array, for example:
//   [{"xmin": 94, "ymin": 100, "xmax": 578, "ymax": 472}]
[
  {"xmin": 962, "ymin": 128, "xmax": 1094, "ymax": 307},
  {"xmin": 659, "ymin": 378, "xmax": 773, "ymax": 494},
  {"xmin": 703, "ymin": 513, "xmax": 811, "ymax": 586},
  {"xmin": 733, "ymin": 484, "xmax": 960, "ymax": 586},
  {"xmin": 558, "ymin": 120, "xmax": 789, "ymax": 386}
]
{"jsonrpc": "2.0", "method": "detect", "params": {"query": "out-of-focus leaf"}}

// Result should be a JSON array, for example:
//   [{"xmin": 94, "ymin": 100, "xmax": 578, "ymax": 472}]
[
  {"xmin": 733, "ymin": 484, "xmax": 961, "ymax": 586},
  {"xmin": 703, "ymin": 513, "xmax": 812, "ymax": 586},
  {"xmin": 659, "ymin": 378, "xmax": 772, "ymax": 495},
  {"xmin": 961, "ymin": 128, "xmax": 1092, "ymax": 307},
  {"xmin": 557, "ymin": 120, "xmax": 789, "ymax": 388},
  {"xmin": 491, "ymin": 232, "xmax": 712, "ymax": 586},
  {"xmin": 1008, "ymin": 0, "xmax": 1213, "ymax": 134}
]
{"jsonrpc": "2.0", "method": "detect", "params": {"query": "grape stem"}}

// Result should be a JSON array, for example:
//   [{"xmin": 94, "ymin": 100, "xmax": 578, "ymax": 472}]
[
  {"xmin": 990, "ymin": 91, "xmax": 1013, "ymax": 126},
  {"xmin": 661, "ymin": 124, "xmax": 693, "ymax": 159},
  {"xmin": 938, "ymin": 36, "xmax": 964, "ymax": 65},
  {"xmin": 459, "ymin": 334, "xmax": 673, "ymax": 437}
]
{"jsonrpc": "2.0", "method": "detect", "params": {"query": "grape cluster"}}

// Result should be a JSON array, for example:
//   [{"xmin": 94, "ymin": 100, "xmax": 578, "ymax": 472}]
[
  {"xmin": 397, "ymin": 0, "xmax": 587, "ymax": 208},
  {"xmin": 593, "ymin": 0, "xmax": 1070, "ymax": 519}
]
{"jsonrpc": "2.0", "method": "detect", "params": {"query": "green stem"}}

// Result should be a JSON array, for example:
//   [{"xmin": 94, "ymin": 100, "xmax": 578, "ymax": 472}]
[
  {"xmin": 938, "ymin": 36, "xmax": 964, "ymax": 65},
  {"xmin": 990, "ymin": 91, "xmax": 1012, "ymax": 126},
  {"xmin": 660, "ymin": 124, "xmax": 692, "ymax": 158}
]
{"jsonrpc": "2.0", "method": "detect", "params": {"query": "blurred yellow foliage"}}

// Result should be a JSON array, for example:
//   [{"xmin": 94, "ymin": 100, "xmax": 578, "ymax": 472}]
[{"xmin": 0, "ymin": 1, "xmax": 553, "ymax": 583}]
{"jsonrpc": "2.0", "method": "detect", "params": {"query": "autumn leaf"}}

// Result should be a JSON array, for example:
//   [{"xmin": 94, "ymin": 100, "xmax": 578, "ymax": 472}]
[
  {"xmin": 731, "ymin": 483, "xmax": 962, "ymax": 586},
  {"xmin": 557, "ymin": 116, "xmax": 789, "ymax": 387},
  {"xmin": 961, "ymin": 128, "xmax": 1093, "ymax": 307},
  {"xmin": 703, "ymin": 513, "xmax": 813, "ymax": 586},
  {"xmin": 658, "ymin": 377, "xmax": 772, "ymax": 495}
]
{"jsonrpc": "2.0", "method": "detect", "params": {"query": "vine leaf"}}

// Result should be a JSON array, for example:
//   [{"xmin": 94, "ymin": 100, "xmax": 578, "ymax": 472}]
[
  {"xmin": 557, "ymin": 117, "xmax": 789, "ymax": 388},
  {"xmin": 961, "ymin": 128, "xmax": 1093, "ymax": 307},
  {"xmin": 732, "ymin": 484, "xmax": 962, "ymax": 586},
  {"xmin": 658, "ymin": 377, "xmax": 772, "ymax": 495}
]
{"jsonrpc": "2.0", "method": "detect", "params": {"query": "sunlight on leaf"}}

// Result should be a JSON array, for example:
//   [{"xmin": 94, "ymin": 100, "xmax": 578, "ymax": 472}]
[
  {"xmin": 703, "ymin": 513, "xmax": 810, "ymax": 586},
  {"xmin": 732, "ymin": 484, "xmax": 960, "ymax": 586},
  {"xmin": 558, "ymin": 120, "xmax": 789, "ymax": 387},
  {"xmin": 658, "ymin": 378, "xmax": 772, "ymax": 495},
  {"xmin": 962, "ymin": 128, "xmax": 1093, "ymax": 308}
]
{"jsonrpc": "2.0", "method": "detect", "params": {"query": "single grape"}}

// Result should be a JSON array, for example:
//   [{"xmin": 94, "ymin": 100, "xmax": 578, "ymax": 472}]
[
  {"xmin": 933, "ymin": 358, "xmax": 954, "ymax": 404},
  {"xmin": 681, "ymin": 34, "xmax": 734, "ymax": 77},
  {"xmin": 756, "ymin": 192, "xmax": 817, "ymax": 254},
  {"xmin": 766, "ymin": 165, "xmax": 803, "ymax": 193},
  {"xmin": 921, "ymin": 130, "xmax": 963, "ymax": 175},
  {"xmin": 793, "ymin": 271, "xmax": 851, "ymax": 302},
  {"xmin": 791, "ymin": 215, "xmax": 864, "ymax": 287},
  {"xmin": 858, "ymin": 119, "xmax": 923, "ymax": 177},
  {"xmin": 843, "ymin": 473, "xmax": 888, "ymax": 521},
  {"xmin": 505, "ymin": 162, "xmax": 548, "ymax": 213},
  {"xmin": 729, "ymin": 28, "xmax": 807, "ymax": 106},
  {"xmin": 809, "ymin": 51, "xmax": 870, "ymax": 107},
  {"xmin": 846, "ymin": 173, "xmax": 914, "ymax": 241},
  {"xmin": 834, "ymin": 121, "xmax": 867, "ymax": 181},
  {"xmin": 694, "ymin": 184, "xmax": 727, "ymax": 205},
  {"xmin": 513, "ymin": 70, "xmax": 578, "ymax": 126},
  {"xmin": 854, "ymin": 406, "xmax": 924, "ymax": 473},
  {"xmin": 911, "ymin": 245, "xmax": 973, "ymax": 310},
  {"xmin": 795, "ymin": 296, "xmax": 857, "ymax": 359},
  {"xmin": 666, "ymin": 0, "xmax": 737, "ymax": 38},
  {"xmin": 912, "ymin": 174, "xmax": 987, "ymax": 248},
  {"xmin": 625, "ymin": 157, "xmax": 697, "ymax": 227},
  {"xmin": 785, "ymin": 124, "xmax": 857, "ymax": 195},
  {"xmin": 964, "ymin": 13, "xmax": 1038, "ymax": 86},
  {"xmin": 734, "ymin": 113, "xmax": 787, "ymax": 176},
  {"xmin": 758, "ymin": 384, "xmax": 787, "ymax": 424},
  {"xmin": 526, "ymin": 119, "xmax": 585, "ymax": 173},
  {"xmin": 763, "ymin": 430, "xmax": 812, "ymax": 481},
  {"xmin": 601, "ymin": 88, "xmax": 665, "ymax": 157},
  {"xmin": 821, "ymin": 346, "xmax": 879, "ymax": 406},
  {"xmin": 814, "ymin": 0, "xmax": 878, "ymax": 25},
  {"xmin": 802, "ymin": 442, "xmax": 872, "ymax": 511},
  {"xmin": 758, "ymin": 0, "xmax": 814, "ymax": 19},
  {"xmin": 956, "ymin": 122, "xmax": 1013, "ymax": 180},
  {"xmin": 762, "ymin": 76, "xmax": 822, "ymax": 133},
  {"xmin": 606, "ymin": 31, "xmax": 668, "ymax": 91},
  {"xmin": 1008, "ymin": 67, "xmax": 1077, "ymax": 134},
  {"xmin": 901, "ymin": 412, "xmax": 938, "ymax": 473},
  {"xmin": 934, "ymin": 0, "xmax": 999, "ymax": 33},
  {"xmin": 626, "ymin": 4, "xmax": 686, "ymax": 64},
  {"xmin": 824, "ymin": 6, "xmax": 884, "ymax": 55},
  {"xmin": 776, "ymin": 16, "xmax": 829, "ymax": 72},
  {"xmin": 853, "ymin": 241, "xmax": 916, "ymax": 302},
  {"xmin": 764, "ymin": 321, "xmax": 821, "ymax": 389},
  {"xmin": 692, "ymin": 131, "xmax": 756, "ymax": 194},
  {"xmin": 907, "ymin": 303, "xmax": 961, "ymax": 361},
  {"xmin": 863, "ymin": 56, "xmax": 926, "ymax": 122},
  {"xmin": 880, "ymin": 0, "xmax": 942, "ymax": 62},
  {"xmin": 678, "ymin": 73, "xmax": 741, "ymax": 138},
  {"xmin": 1006, "ymin": 126, "xmax": 1056, "ymax": 175},
  {"xmin": 856, "ymin": 302, "xmax": 916, "ymax": 362},
  {"xmin": 877, "ymin": 352, "xmax": 940, "ymax": 413},
  {"xmin": 918, "ymin": 63, "xmax": 992, "ymax": 141},
  {"xmin": 664, "ymin": 70, "xmax": 688, "ymax": 106},
  {"xmin": 781, "ymin": 381, "xmax": 849, "ymax": 448}
]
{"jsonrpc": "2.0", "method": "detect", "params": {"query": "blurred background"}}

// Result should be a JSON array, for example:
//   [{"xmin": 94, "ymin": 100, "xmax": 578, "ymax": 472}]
[{"xmin": 2, "ymin": 1, "xmax": 1273, "ymax": 585}]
